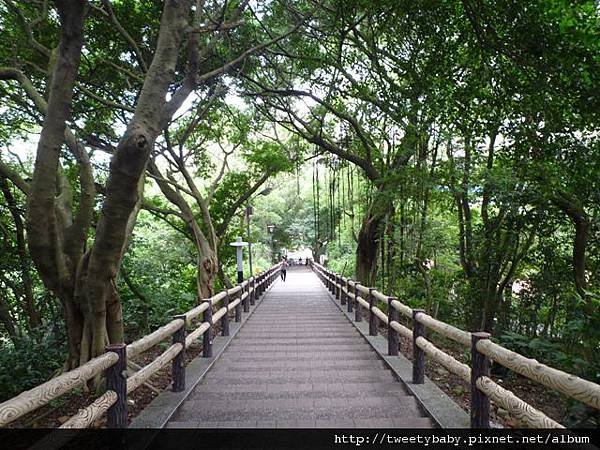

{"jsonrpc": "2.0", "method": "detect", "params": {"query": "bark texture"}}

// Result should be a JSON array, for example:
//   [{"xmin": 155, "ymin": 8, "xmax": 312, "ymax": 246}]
[
  {"xmin": 22, "ymin": 0, "xmax": 194, "ymax": 367},
  {"xmin": 82, "ymin": 0, "xmax": 192, "ymax": 360},
  {"xmin": 25, "ymin": 0, "xmax": 90, "ymax": 368},
  {"xmin": 355, "ymin": 203, "xmax": 385, "ymax": 286}
]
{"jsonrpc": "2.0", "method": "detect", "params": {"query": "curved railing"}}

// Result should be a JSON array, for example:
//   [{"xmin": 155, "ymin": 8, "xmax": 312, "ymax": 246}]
[
  {"xmin": 0, "ymin": 263, "xmax": 282, "ymax": 429},
  {"xmin": 311, "ymin": 261, "xmax": 600, "ymax": 429}
]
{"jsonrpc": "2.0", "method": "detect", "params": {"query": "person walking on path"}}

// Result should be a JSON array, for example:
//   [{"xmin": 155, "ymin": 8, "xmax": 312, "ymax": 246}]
[{"xmin": 281, "ymin": 257, "xmax": 289, "ymax": 281}]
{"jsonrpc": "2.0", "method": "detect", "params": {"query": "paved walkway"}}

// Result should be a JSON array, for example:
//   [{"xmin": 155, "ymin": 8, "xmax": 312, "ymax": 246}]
[{"xmin": 167, "ymin": 267, "xmax": 434, "ymax": 428}]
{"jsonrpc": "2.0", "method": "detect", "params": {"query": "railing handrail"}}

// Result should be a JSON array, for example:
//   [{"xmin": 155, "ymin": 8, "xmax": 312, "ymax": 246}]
[
  {"xmin": 0, "ymin": 262, "xmax": 283, "ymax": 428},
  {"xmin": 310, "ymin": 261, "xmax": 600, "ymax": 429}
]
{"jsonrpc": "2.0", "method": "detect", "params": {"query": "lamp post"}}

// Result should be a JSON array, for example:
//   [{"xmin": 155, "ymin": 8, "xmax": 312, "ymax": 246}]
[
  {"xmin": 267, "ymin": 224, "xmax": 275, "ymax": 264},
  {"xmin": 230, "ymin": 236, "xmax": 248, "ymax": 283},
  {"xmin": 245, "ymin": 205, "xmax": 253, "ymax": 276}
]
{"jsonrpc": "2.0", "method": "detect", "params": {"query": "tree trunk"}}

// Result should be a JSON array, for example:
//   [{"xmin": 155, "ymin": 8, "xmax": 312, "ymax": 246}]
[
  {"xmin": 0, "ymin": 178, "xmax": 40, "ymax": 329},
  {"xmin": 0, "ymin": 292, "xmax": 20, "ymax": 345},
  {"xmin": 217, "ymin": 262, "xmax": 234, "ymax": 290},
  {"xmin": 355, "ymin": 192, "xmax": 391, "ymax": 285},
  {"xmin": 25, "ymin": 0, "xmax": 193, "ymax": 367},
  {"xmin": 62, "ymin": 295, "xmax": 85, "ymax": 369},
  {"xmin": 495, "ymin": 285, "xmax": 513, "ymax": 336},
  {"xmin": 25, "ymin": 1, "xmax": 89, "ymax": 368},
  {"xmin": 82, "ymin": 1, "xmax": 191, "ymax": 362},
  {"xmin": 417, "ymin": 262, "xmax": 433, "ymax": 313},
  {"xmin": 466, "ymin": 276, "xmax": 495, "ymax": 332},
  {"xmin": 355, "ymin": 211, "xmax": 380, "ymax": 285},
  {"xmin": 147, "ymin": 160, "xmax": 220, "ymax": 301},
  {"xmin": 197, "ymin": 248, "xmax": 218, "ymax": 299},
  {"xmin": 572, "ymin": 218, "xmax": 589, "ymax": 298},
  {"xmin": 552, "ymin": 192, "xmax": 591, "ymax": 304}
]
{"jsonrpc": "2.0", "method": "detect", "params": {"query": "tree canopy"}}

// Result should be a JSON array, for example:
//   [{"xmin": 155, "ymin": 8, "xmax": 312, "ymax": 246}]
[{"xmin": 0, "ymin": 0, "xmax": 598, "ymax": 426}]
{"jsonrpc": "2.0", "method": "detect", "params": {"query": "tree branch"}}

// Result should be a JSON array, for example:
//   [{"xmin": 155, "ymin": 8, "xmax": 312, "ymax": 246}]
[{"xmin": 216, "ymin": 170, "xmax": 271, "ymax": 237}]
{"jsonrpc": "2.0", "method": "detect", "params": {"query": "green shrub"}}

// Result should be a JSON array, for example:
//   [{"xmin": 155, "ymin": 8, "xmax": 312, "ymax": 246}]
[{"xmin": 0, "ymin": 325, "xmax": 66, "ymax": 402}]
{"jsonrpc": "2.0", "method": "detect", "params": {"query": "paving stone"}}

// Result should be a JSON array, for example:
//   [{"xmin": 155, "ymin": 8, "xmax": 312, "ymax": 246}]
[
  {"xmin": 315, "ymin": 419, "xmax": 355, "ymax": 428},
  {"xmin": 165, "ymin": 421, "xmax": 199, "ymax": 428},
  {"xmin": 226, "ymin": 352, "xmax": 378, "ymax": 360},
  {"xmin": 194, "ymin": 390, "xmax": 405, "ymax": 401},
  {"xmin": 217, "ymin": 420, "xmax": 258, "ymax": 428},
  {"xmin": 312, "ymin": 397, "xmax": 349, "ymax": 407},
  {"xmin": 342, "ymin": 382, "xmax": 406, "ymax": 392},
  {"xmin": 209, "ymin": 360, "xmax": 383, "ymax": 371},
  {"xmin": 313, "ymin": 405, "xmax": 416, "ymax": 420},
  {"xmin": 354, "ymin": 418, "xmax": 394, "ymax": 428},
  {"xmin": 391, "ymin": 417, "xmax": 435, "ymax": 428},
  {"xmin": 266, "ymin": 383, "xmax": 313, "ymax": 393},
  {"xmin": 276, "ymin": 419, "xmax": 316, "ymax": 428},
  {"xmin": 165, "ymin": 268, "xmax": 433, "ymax": 429},
  {"xmin": 256, "ymin": 421, "xmax": 277, "ymax": 428}
]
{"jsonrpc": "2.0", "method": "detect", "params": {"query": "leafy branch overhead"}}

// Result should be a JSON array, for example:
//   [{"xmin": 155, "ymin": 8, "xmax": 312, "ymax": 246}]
[{"xmin": 0, "ymin": 0, "xmax": 598, "ymax": 427}]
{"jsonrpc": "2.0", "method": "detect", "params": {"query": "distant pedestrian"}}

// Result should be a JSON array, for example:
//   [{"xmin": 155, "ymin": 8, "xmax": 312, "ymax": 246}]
[{"xmin": 281, "ymin": 257, "xmax": 288, "ymax": 281}]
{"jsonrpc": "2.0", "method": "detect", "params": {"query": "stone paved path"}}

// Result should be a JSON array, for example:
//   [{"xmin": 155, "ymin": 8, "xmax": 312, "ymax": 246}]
[{"xmin": 167, "ymin": 267, "xmax": 434, "ymax": 428}]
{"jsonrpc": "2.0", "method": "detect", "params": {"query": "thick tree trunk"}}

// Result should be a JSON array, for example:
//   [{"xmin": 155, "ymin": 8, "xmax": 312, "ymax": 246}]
[
  {"xmin": 198, "ymin": 250, "xmax": 218, "ymax": 299},
  {"xmin": 25, "ymin": 1, "xmax": 88, "ymax": 368},
  {"xmin": 552, "ymin": 192, "xmax": 590, "ymax": 303},
  {"xmin": 26, "ymin": 2, "xmax": 87, "ymax": 297},
  {"xmin": 482, "ymin": 288, "xmax": 503, "ymax": 333},
  {"xmin": 572, "ymin": 218, "xmax": 589, "ymax": 298},
  {"xmin": 24, "ymin": 0, "xmax": 193, "ymax": 367},
  {"xmin": 355, "ymin": 212, "xmax": 379, "ymax": 285},
  {"xmin": 81, "ymin": 0, "xmax": 191, "ymax": 361},
  {"xmin": 355, "ymin": 195, "xmax": 390, "ymax": 285},
  {"xmin": 466, "ymin": 276, "xmax": 498, "ymax": 332},
  {"xmin": 62, "ymin": 295, "xmax": 85, "ymax": 369}
]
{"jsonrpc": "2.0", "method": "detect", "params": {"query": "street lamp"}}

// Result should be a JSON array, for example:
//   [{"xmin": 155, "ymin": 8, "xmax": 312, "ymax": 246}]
[
  {"xmin": 245, "ymin": 205, "xmax": 253, "ymax": 276},
  {"xmin": 267, "ymin": 224, "xmax": 275, "ymax": 263},
  {"xmin": 230, "ymin": 236, "xmax": 248, "ymax": 283}
]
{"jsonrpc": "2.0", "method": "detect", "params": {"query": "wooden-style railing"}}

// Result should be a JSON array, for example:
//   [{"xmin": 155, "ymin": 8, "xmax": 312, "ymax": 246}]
[
  {"xmin": 0, "ymin": 263, "xmax": 282, "ymax": 429},
  {"xmin": 311, "ymin": 261, "xmax": 600, "ymax": 429}
]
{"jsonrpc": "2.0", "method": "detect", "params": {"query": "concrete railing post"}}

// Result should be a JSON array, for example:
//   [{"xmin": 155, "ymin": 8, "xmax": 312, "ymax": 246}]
[
  {"xmin": 171, "ymin": 315, "xmax": 186, "ymax": 392},
  {"xmin": 105, "ymin": 343, "xmax": 127, "ymax": 428},
  {"xmin": 222, "ymin": 292, "xmax": 230, "ymax": 336},
  {"xmin": 347, "ymin": 280, "xmax": 353, "ymax": 313},
  {"xmin": 250, "ymin": 277, "xmax": 256, "ymax": 306},
  {"xmin": 368, "ymin": 288, "xmax": 378, "ymax": 336},
  {"xmin": 243, "ymin": 282, "xmax": 250, "ymax": 313},
  {"xmin": 412, "ymin": 309, "xmax": 425, "ymax": 384},
  {"xmin": 354, "ymin": 283, "xmax": 362, "ymax": 322},
  {"xmin": 235, "ymin": 286, "xmax": 242, "ymax": 322},
  {"xmin": 387, "ymin": 297, "xmax": 399, "ymax": 356},
  {"xmin": 202, "ymin": 300, "xmax": 213, "ymax": 358},
  {"xmin": 471, "ymin": 332, "xmax": 491, "ymax": 428}
]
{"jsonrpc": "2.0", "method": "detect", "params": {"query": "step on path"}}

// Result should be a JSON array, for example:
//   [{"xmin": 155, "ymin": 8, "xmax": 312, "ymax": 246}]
[{"xmin": 167, "ymin": 267, "xmax": 435, "ymax": 428}]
